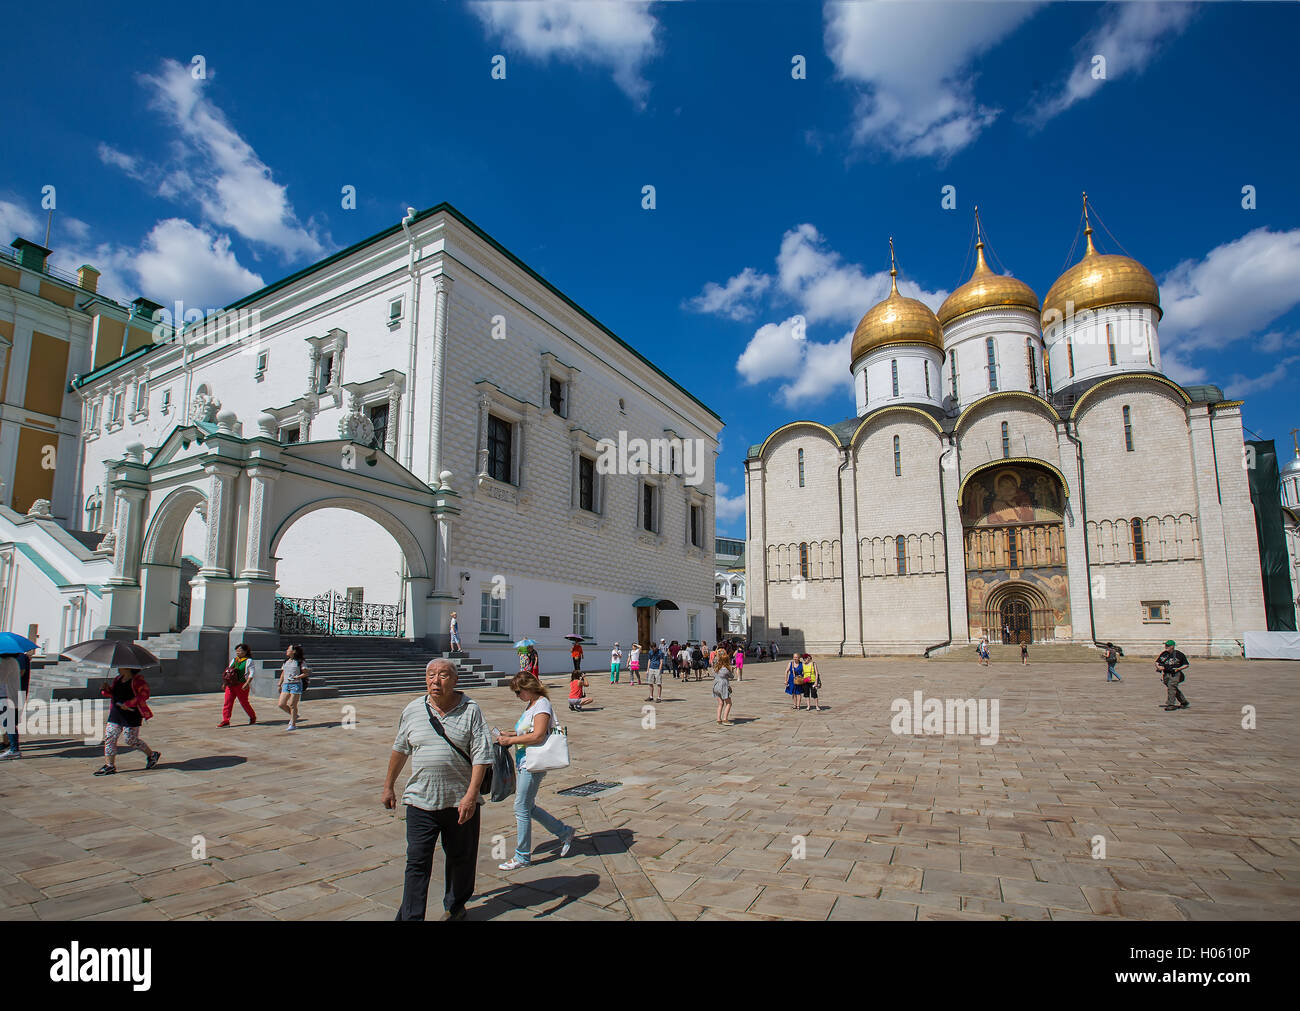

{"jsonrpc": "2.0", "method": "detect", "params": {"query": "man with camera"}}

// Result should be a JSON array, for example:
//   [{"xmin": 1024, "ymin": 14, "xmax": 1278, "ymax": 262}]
[{"xmin": 1155, "ymin": 639, "xmax": 1190, "ymax": 711}]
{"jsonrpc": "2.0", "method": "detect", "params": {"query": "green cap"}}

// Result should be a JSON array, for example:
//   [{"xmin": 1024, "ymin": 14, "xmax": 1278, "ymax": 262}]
[{"xmin": 1164, "ymin": 640, "xmax": 1176, "ymax": 647}]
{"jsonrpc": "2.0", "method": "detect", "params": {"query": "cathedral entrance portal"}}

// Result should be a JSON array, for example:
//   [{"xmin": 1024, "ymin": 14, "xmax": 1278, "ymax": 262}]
[
  {"xmin": 1000, "ymin": 597, "xmax": 1031, "ymax": 644},
  {"xmin": 962, "ymin": 461, "xmax": 1072, "ymax": 642}
]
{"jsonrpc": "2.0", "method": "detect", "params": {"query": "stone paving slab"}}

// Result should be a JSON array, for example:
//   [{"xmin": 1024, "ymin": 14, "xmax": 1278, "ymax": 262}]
[{"xmin": 0, "ymin": 657, "xmax": 1298, "ymax": 920}]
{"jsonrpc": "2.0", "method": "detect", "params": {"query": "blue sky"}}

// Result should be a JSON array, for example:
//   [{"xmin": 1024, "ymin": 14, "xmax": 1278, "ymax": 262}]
[{"xmin": 5, "ymin": 1, "xmax": 1299, "ymax": 538}]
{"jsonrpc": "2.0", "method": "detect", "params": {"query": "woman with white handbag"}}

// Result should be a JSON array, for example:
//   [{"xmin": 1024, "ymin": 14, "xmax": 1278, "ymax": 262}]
[{"xmin": 494, "ymin": 672, "xmax": 577, "ymax": 871}]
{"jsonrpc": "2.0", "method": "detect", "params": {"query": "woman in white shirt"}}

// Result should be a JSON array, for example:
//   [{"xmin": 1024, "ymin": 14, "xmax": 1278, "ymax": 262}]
[
  {"xmin": 277, "ymin": 643, "xmax": 304, "ymax": 730},
  {"xmin": 494, "ymin": 672, "xmax": 577, "ymax": 870},
  {"xmin": 610, "ymin": 643, "xmax": 623, "ymax": 684}
]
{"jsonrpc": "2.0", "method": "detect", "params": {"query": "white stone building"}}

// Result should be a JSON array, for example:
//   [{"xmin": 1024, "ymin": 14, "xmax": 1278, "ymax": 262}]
[
  {"xmin": 714, "ymin": 536, "xmax": 746, "ymax": 638},
  {"xmin": 746, "ymin": 205, "xmax": 1267, "ymax": 658},
  {"xmin": 3, "ymin": 204, "xmax": 722, "ymax": 674}
]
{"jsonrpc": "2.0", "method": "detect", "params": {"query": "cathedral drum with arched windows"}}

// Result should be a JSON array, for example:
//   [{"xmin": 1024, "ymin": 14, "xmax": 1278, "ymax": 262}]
[{"xmin": 960, "ymin": 462, "xmax": 1072, "ymax": 642}]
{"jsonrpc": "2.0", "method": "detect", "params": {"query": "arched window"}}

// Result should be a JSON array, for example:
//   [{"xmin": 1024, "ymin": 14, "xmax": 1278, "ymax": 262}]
[
  {"xmin": 986, "ymin": 337, "xmax": 998, "ymax": 392},
  {"xmin": 1107, "ymin": 324, "xmax": 1117, "ymax": 366},
  {"xmin": 893, "ymin": 435, "xmax": 901, "ymax": 477},
  {"xmin": 924, "ymin": 360, "xmax": 931, "ymax": 397},
  {"xmin": 1132, "ymin": 517, "xmax": 1145, "ymax": 562},
  {"xmin": 1026, "ymin": 339, "xmax": 1039, "ymax": 395},
  {"xmin": 1044, "ymin": 354, "xmax": 1053, "ymax": 394},
  {"xmin": 891, "ymin": 359, "xmax": 899, "ymax": 398},
  {"xmin": 1001, "ymin": 422, "xmax": 1010, "ymax": 458},
  {"xmin": 799, "ymin": 542, "xmax": 809, "ymax": 580},
  {"xmin": 716, "ymin": 582, "xmax": 722, "ymax": 595},
  {"xmin": 1067, "ymin": 340, "xmax": 1075, "ymax": 378},
  {"xmin": 949, "ymin": 350, "xmax": 958, "ymax": 400},
  {"xmin": 895, "ymin": 535, "xmax": 907, "ymax": 575},
  {"xmin": 85, "ymin": 492, "xmax": 102, "ymax": 533},
  {"xmin": 797, "ymin": 448, "xmax": 805, "ymax": 487},
  {"xmin": 1123, "ymin": 406, "xmax": 1134, "ymax": 452}
]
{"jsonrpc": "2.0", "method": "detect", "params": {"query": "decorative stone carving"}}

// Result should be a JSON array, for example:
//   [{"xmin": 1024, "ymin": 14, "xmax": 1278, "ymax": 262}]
[
  {"xmin": 96, "ymin": 530, "xmax": 116, "ymax": 553},
  {"xmin": 26, "ymin": 499, "xmax": 53, "ymax": 518},
  {"xmin": 338, "ymin": 394, "xmax": 375, "ymax": 444},
  {"xmin": 190, "ymin": 391, "xmax": 221, "ymax": 423}
]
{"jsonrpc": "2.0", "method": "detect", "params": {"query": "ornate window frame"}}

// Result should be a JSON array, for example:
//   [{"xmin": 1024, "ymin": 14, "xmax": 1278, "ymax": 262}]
[
  {"xmin": 341, "ymin": 370, "xmax": 405, "ymax": 455},
  {"xmin": 305, "ymin": 328, "xmax": 348, "ymax": 401},
  {"xmin": 540, "ymin": 352, "xmax": 580, "ymax": 421},
  {"xmin": 473, "ymin": 380, "xmax": 534, "ymax": 509},
  {"xmin": 568, "ymin": 427, "xmax": 606, "ymax": 527}
]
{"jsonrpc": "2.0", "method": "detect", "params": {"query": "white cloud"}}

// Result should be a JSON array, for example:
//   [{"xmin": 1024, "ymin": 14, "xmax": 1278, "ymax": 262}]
[
  {"xmin": 685, "ymin": 267, "xmax": 770, "ymax": 320},
  {"xmin": 824, "ymin": 0, "xmax": 1041, "ymax": 159},
  {"xmin": 723, "ymin": 223, "xmax": 948, "ymax": 408},
  {"xmin": 97, "ymin": 142, "xmax": 143, "ymax": 179},
  {"xmin": 1159, "ymin": 348, "xmax": 1209, "ymax": 387},
  {"xmin": 1028, "ymin": 2, "xmax": 1195, "ymax": 126},
  {"xmin": 1159, "ymin": 228, "xmax": 1300, "ymax": 352},
  {"xmin": 715, "ymin": 481, "xmax": 746, "ymax": 523},
  {"xmin": 101, "ymin": 60, "xmax": 324, "ymax": 260},
  {"xmin": 1223, "ymin": 355, "xmax": 1300, "ymax": 399},
  {"xmin": 52, "ymin": 219, "xmax": 264, "ymax": 311},
  {"xmin": 736, "ymin": 315, "xmax": 808, "ymax": 386},
  {"xmin": 470, "ymin": 0, "xmax": 661, "ymax": 106},
  {"xmin": 0, "ymin": 199, "xmax": 41, "ymax": 243},
  {"xmin": 775, "ymin": 223, "xmax": 948, "ymax": 324}
]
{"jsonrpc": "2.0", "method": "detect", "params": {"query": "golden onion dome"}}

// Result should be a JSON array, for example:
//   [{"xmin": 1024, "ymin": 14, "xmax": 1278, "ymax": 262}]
[
  {"xmin": 1042, "ymin": 213, "xmax": 1160, "ymax": 327},
  {"xmin": 937, "ymin": 241, "xmax": 1039, "ymax": 326},
  {"xmin": 850, "ymin": 249, "xmax": 944, "ymax": 365}
]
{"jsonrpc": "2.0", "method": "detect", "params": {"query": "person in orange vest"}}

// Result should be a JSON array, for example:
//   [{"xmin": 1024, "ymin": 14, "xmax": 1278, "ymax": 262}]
[{"xmin": 570, "ymin": 640, "xmax": 583, "ymax": 674}]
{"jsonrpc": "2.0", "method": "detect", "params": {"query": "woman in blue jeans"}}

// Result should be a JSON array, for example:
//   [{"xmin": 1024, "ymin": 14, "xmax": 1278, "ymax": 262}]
[{"xmin": 494, "ymin": 672, "xmax": 577, "ymax": 870}]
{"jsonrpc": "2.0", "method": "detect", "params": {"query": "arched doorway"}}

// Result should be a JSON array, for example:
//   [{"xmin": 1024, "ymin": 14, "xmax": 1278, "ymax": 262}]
[
  {"xmin": 269, "ymin": 497, "xmax": 431, "ymax": 640},
  {"xmin": 961, "ymin": 461, "xmax": 1072, "ymax": 642},
  {"xmin": 139, "ymin": 486, "xmax": 208, "ymax": 636}
]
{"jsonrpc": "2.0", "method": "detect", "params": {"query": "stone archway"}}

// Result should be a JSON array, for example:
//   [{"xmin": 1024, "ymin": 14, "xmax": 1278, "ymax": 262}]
[
  {"xmin": 983, "ymin": 580, "xmax": 1053, "ymax": 644},
  {"xmin": 139, "ymin": 485, "xmax": 208, "ymax": 635}
]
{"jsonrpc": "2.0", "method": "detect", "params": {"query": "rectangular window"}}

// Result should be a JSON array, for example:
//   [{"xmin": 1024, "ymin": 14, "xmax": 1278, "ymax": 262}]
[
  {"xmin": 924, "ymin": 361, "xmax": 931, "ymax": 397},
  {"xmin": 579, "ymin": 456, "xmax": 595, "ymax": 512},
  {"xmin": 986, "ymin": 338, "xmax": 998, "ymax": 392},
  {"xmin": 369, "ymin": 403, "xmax": 389, "ymax": 449},
  {"xmin": 949, "ymin": 350, "xmax": 958, "ymax": 400},
  {"xmin": 1142, "ymin": 600, "xmax": 1170, "ymax": 623},
  {"xmin": 891, "ymin": 359, "xmax": 899, "ymax": 397},
  {"xmin": 345, "ymin": 586, "xmax": 364, "ymax": 603},
  {"xmin": 798, "ymin": 448, "xmax": 805, "ymax": 488},
  {"xmin": 688, "ymin": 613, "xmax": 699, "ymax": 640},
  {"xmin": 317, "ymin": 353, "xmax": 334, "ymax": 394},
  {"xmin": 388, "ymin": 296, "xmax": 404, "ymax": 323},
  {"xmin": 642, "ymin": 482, "xmax": 656, "ymax": 533},
  {"xmin": 1067, "ymin": 341, "xmax": 1075, "ymax": 378},
  {"xmin": 538, "ymin": 616, "xmax": 550, "ymax": 629},
  {"xmin": 1007, "ymin": 529, "xmax": 1017, "ymax": 569},
  {"xmin": 133, "ymin": 382, "xmax": 147, "ymax": 413},
  {"xmin": 161, "ymin": 390, "xmax": 171, "ymax": 414},
  {"xmin": 256, "ymin": 351, "xmax": 268, "ymax": 375},
  {"xmin": 549, "ymin": 377, "xmax": 564, "ymax": 415},
  {"xmin": 690, "ymin": 504, "xmax": 703, "ymax": 547},
  {"xmin": 281, "ymin": 426, "xmax": 301, "ymax": 445},
  {"xmin": 480, "ymin": 590, "xmax": 503, "ymax": 634},
  {"xmin": 895, "ymin": 536, "xmax": 907, "ymax": 576},
  {"xmin": 1132, "ymin": 517, "xmax": 1146, "ymax": 563},
  {"xmin": 1107, "ymin": 324, "xmax": 1117, "ymax": 366},
  {"xmin": 1001, "ymin": 422, "xmax": 1010, "ymax": 458},
  {"xmin": 894, "ymin": 435, "xmax": 901, "ymax": 477},
  {"xmin": 1026, "ymin": 343, "xmax": 1039, "ymax": 395},
  {"xmin": 111, "ymin": 392, "xmax": 123, "ymax": 423},
  {"xmin": 1044, "ymin": 354, "xmax": 1053, "ymax": 394},
  {"xmin": 1123, "ymin": 405, "xmax": 1134, "ymax": 452},
  {"xmin": 487, "ymin": 414, "xmax": 512, "ymax": 483},
  {"xmin": 572, "ymin": 600, "xmax": 589, "ymax": 638}
]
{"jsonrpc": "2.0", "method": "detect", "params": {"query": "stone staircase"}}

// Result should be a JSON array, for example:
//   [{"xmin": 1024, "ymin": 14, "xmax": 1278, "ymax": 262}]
[
  {"xmin": 252, "ymin": 637, "xmax": 510, "ymax": 698},
  {"xmin": 27, "ymin": 631, "xmax": 216, "ymax": 701},
  {"xmin": 926, "ymin": 642, "xmax": 1105, "ymax": 663}
]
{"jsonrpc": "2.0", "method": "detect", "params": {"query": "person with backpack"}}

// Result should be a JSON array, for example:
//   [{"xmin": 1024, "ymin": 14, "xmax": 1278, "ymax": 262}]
[
  {"xmin": 384, "ymin": 658, "xmax": 491, "ymax": 921},
  {"xmin": 1156, "ymin": 640, "xmax": 1190, "ymax": 710},
  {"xmin": 1105, "ymin": 643, "xmax": 1121, "ymax": 682},
  {"xmin": 217, "ymin": 642, "xmax": 257, "ymax": 728},
  {"xmin": 803, "ymin": 653, "xmax": 822, "ymax": 711}
]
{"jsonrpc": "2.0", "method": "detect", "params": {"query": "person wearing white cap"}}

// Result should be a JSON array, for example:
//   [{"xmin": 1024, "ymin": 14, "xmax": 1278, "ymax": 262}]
[{"xmin": 610, "ymin": 643, "xmax": 623, "ymax": 684}]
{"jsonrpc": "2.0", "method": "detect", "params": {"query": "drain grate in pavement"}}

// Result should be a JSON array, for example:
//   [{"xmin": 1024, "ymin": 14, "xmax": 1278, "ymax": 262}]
[{"xmin": 557, "ymin": 780, "xmax": 621, "ymax": 797}]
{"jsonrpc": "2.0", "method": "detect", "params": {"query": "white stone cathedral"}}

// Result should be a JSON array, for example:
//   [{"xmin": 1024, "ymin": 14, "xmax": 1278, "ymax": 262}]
[{"xmin": 745, "ymin": 204, "xmax": 1266, "ymax": 657}]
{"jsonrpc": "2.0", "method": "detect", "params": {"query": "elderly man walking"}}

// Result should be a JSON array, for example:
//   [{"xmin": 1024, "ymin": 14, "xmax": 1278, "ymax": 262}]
[{"xmin": 384, "ymin": 658, "xmax": 492, "ymax": 921}]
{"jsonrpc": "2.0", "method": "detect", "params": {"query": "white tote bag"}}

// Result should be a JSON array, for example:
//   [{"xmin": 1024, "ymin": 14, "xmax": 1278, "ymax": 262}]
[{"xmin": 524, "ymin": 719, "xmax": 570, "ymax": 772}]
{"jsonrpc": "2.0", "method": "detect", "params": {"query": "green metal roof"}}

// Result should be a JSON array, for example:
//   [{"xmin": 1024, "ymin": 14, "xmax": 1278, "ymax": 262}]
[{"xmin": 68, "ymin": 342, "xmax": 159, "ymax": 391}]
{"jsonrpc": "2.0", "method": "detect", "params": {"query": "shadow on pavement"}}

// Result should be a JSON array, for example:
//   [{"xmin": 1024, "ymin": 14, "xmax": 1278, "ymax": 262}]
[{"xmin": 471, "ymin": 872, "xmax": 602, "ymax": 920}]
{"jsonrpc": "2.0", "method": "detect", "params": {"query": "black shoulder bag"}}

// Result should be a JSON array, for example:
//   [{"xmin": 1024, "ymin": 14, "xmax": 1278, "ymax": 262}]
[{"xmin": 424, "ymin": 701, "xmax": 493, "ymax": 796}]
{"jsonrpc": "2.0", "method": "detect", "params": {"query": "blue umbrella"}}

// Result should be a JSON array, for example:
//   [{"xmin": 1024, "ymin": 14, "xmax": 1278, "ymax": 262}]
[
  {"xmin": 0, "ymin": 631, "xmax": 37, "ymax": 654},
  {"xmin": 515, "ymin": 638, "xmax": 537, "ymax": 651}
]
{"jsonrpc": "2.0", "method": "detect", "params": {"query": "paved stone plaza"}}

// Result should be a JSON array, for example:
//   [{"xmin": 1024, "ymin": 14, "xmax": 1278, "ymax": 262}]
[{"xmin": 1, "ymin": 656, "xmax": 1298, "ymax": 921}]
